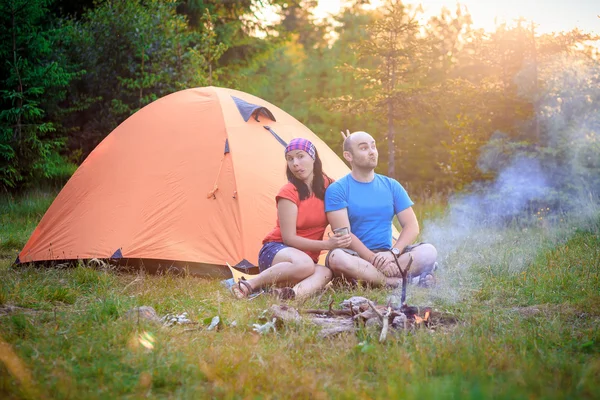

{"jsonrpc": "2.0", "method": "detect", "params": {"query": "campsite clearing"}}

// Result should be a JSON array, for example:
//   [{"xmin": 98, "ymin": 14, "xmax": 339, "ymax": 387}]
[{"xmin": 1, "ymin": 191, "xmax": 599, "ymax": 399}]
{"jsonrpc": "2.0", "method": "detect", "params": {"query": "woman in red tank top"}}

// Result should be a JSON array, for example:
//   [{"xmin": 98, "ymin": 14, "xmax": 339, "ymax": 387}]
[{"xmin": 231, "ymin": 138, "xmax": 351, "ymax": 300}]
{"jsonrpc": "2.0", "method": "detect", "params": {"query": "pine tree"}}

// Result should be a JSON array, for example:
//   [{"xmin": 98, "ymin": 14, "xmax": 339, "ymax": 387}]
[
  {"xmin": 0, "ymin": 0, "xmax": 77, "ymax": 190},
  {"xmin": 329, "ymin": 0, "xmax": 432, "ymax": 179}
]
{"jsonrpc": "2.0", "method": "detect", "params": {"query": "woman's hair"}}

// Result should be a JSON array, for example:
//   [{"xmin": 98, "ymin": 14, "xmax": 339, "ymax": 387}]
[{"xmin": 286, "ymin": 147, "xmax": 332, "ymax": 201}]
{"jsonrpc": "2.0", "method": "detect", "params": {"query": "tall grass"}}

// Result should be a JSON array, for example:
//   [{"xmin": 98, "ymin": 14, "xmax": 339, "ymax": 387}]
[
  {"xmin": 0, "ymin": 190, "xmax": 58, "ymax": 253},
  {"xmin": 1, "ymin": 191, "xmax": 599, "ymax": 399}
]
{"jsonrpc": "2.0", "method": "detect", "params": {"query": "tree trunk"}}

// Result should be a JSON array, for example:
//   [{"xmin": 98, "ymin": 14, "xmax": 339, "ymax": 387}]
[
  {"xmin": 11, "ymin": 3, "xmax": 23, "ymax": 142},
  {"xmin": 531, "ymin": 22, "xmax": 540, "ymax": 142},
  {"xmin": 387, "ymin": 57, "xmax": 396, "ymax": 179},
  {"xmin": 139, "ymin": 37, "xmax": 145, "ymax": 109}
]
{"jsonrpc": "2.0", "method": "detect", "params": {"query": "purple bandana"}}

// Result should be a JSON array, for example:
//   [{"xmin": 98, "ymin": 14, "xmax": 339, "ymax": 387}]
[{"xmin": 285, "ymin": 138, "xmax": 316, "ymax": 160}]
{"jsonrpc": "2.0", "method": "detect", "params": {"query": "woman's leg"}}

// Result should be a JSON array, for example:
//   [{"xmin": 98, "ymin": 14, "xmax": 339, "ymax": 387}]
[
  {"xmin": 240, "ymin": 247, "xmax": 315, "ymax": 295},
  {"xmin": 293, "ymin": 265, "xmax": 333, "ymax": 299}
]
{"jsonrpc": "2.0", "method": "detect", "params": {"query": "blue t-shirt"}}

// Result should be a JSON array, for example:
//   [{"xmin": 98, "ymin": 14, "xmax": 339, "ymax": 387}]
[{"xmin": 324, "ymin": 174, "xmax": 413, "ymax": 250}]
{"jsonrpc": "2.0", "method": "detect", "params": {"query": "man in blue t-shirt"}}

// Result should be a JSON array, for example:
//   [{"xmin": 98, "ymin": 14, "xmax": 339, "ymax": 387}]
[{"xmin": 325, "ymin": 131, "xmax": 437, "ymax": 287}]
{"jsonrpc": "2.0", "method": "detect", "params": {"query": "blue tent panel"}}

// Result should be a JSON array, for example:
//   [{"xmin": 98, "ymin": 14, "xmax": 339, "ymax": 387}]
[
  {"xmin": 232, "ymin": 96, "xmax": 276, "ymax": 122},
  {"xmin": 111, "ymin": 248, "xmax": 123, "ymax": 259}
]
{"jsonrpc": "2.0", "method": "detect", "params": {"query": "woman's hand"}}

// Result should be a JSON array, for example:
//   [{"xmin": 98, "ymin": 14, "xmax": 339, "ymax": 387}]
[{"xmin": 326, "ymin": 234, "xmax": 352, "ymax": 250}]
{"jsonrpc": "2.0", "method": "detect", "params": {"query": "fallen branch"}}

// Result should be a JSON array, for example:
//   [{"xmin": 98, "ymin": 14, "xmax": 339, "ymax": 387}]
[
  {"xmin": 303, "ymin": 309, "xmax": 354, "ymax": 317},
  {"xmin": 379, "ymin": 306, "xmax": 392, "ymax": 343},
  {"xmin": 368, "ymin": 301, "xmax": 384, "ymax": 323}
]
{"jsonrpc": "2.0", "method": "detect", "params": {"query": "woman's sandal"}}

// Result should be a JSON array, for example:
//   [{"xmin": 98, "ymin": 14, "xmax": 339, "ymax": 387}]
[{"xmin": 230, "ymin": 278, "xmax": 254, "ymax": 299}]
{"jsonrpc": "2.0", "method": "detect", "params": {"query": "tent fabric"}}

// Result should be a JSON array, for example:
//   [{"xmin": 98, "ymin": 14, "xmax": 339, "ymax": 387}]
[
  {"xmin": 18, "ymin": 87, "xmax": 357, "ymax": 269},
  {"xmin": 232, "ymin": 96, "xmax": 276, "ymax": 122}
]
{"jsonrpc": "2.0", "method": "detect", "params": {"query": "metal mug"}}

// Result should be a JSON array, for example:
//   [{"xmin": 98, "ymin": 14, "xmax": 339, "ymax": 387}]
[{"xmin": 328, "ymin": 226, "xmax": 349, "ymax": 237}]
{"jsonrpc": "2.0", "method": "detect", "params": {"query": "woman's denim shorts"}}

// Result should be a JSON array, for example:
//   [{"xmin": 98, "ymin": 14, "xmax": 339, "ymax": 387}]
[{"xmin": 257, "ymin": 242, "xmax": 289, "ymax": 272}]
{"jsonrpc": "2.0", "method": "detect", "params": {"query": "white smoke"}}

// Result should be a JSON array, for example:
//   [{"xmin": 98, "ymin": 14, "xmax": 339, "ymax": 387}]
[{"xmin": 420, "ymin": 53, "xmax": 600, "ymax": 304}]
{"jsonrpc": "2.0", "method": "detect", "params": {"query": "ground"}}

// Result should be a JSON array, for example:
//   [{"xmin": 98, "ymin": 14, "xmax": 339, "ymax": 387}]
[{"xmin": 0, "ymin": 191, "xmax": 599, "ymax": 399}]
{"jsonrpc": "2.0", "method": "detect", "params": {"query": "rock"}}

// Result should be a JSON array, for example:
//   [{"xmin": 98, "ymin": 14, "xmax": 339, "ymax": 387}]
[
  {"xmin": 124, "ymin": 306, "xmax": 160, "ymax": 324},
  {"xmin": 391, "ymin": 314, "xmax": 407, "ymax": 329},
  {"xmin": 270, "ymin": 304, "xmax": 301, "ymax": 322},
  {"xmin": 317, "ymin": 325, "xmax": 356, "ymax": 338},
  {"xmin": 161, "ymin": 312, "xmax": 194, "ymax": 327},
  {"xmin": 341, "ymin": 296, "xmax": 370, "ymax": 309}
]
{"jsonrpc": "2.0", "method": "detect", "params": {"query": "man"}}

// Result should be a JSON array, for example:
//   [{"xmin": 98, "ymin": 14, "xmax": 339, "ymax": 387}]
[{"xmin": 324, "ymin": 130, "xmax": 437, "ymax": 287}]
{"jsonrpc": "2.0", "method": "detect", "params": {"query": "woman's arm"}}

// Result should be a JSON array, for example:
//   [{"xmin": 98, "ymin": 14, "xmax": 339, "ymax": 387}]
[{"xmin": 278, "ymin": 199, "xmax": 349, "ymax": 252}]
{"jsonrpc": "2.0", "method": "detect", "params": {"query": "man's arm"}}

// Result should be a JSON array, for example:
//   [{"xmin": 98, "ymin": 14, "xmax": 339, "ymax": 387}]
[
  {"xmin": 327, "ymin": 208, "xmax": 379, "ymax": 264},
  {"xmin": 392, "ymin": 207, "xmax": 420, "ymax": 253}
]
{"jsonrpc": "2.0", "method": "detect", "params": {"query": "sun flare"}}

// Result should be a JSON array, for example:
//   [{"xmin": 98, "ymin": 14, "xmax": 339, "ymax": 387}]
[{"xmin": 316, "ymin": 0, "xmax": 599, "ymax": 35}]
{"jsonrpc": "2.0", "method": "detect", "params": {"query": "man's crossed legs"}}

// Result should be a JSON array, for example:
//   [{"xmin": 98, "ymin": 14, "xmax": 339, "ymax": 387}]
[{"xmin": 325, "ymin": 243, "xmax": 438, "ymax": 288}]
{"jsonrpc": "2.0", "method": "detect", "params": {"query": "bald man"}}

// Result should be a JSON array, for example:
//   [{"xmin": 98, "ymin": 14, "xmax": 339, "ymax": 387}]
[{"xmin": 324, "ymin": 131, "xmax": 437, "ymax": 288}]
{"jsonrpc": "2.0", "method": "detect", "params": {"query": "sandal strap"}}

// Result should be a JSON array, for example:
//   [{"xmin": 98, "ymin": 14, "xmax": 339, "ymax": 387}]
[{"xmin": 231, "ymin": 279, "xmax": 253, "ymax": 299}]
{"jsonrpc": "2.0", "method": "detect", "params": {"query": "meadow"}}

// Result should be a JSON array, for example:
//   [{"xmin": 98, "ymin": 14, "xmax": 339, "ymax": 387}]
[{"xmin": 1, "ymin": 190, "xmax": 599, "ymax": 399}]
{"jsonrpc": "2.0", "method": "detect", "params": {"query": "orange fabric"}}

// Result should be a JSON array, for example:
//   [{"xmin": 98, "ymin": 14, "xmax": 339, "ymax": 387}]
[
  {"xmin": 262, "ymin": 179, "xmax": 331, "ymax": 262},
  {"xmin": 19, "ymin": 86, "xmax": 399, "ymax": 269},
  {"xmin": 18, "ymin": 87, "xmax": 354, "ymax": 268}
]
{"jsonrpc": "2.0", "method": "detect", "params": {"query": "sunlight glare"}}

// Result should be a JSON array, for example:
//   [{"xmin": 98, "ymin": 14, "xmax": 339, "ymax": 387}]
[{"xmin": 316, "ymin": 0, "xmax": 599, "ymax": 35}]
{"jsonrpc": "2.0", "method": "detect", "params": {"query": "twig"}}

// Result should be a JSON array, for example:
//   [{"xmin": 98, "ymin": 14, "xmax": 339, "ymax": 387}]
[
  {"xmin": 379, "ymin": 306, "xmax": 392, "ymax": 343},
  {"xmin": 302, "ymin": 309, "xmax": 353, "ymax": 316},
  {"xmin": 367, "ymin": 301, "xmax": 384, "ymax": 323},
  {"xmin": 181, "ymin": 327, "xmax": 202, "ymax": 334},
  {"xmin": 400, "ymin": 254, "xmax": 414, "ymax": 305}
]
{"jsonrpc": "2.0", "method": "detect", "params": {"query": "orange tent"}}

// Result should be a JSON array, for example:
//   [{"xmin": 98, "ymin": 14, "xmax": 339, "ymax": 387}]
[{"xmin": 17, "ymin": 87, "xmax": 353, "ymax": 276}]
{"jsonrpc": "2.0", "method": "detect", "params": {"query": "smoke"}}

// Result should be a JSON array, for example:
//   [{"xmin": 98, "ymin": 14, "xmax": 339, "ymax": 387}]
[{"xmin": 419, "ymin": 54, "xmax": 600, "ymax": 304}]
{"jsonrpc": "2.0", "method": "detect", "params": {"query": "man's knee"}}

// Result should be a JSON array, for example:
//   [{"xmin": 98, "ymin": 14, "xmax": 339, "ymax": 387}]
[
  {"xmin": 413, "ymin": 243, "xmax": 437, "ymax": 270},
  {"xmin": 325, "ymin": 249, "xmax": 349, "ymax": 274}
]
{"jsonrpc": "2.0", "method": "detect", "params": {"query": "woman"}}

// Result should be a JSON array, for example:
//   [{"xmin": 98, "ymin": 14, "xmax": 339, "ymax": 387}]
[{"xmin": 232, "ymin": 138, "xmax": 351, "ymax": 299}]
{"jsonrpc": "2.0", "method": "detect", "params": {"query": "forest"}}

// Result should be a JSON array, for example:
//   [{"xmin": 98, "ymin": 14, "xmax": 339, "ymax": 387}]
[{"xmin": 1, "ymin": 0, "xmax": 599, "ymax": 197}]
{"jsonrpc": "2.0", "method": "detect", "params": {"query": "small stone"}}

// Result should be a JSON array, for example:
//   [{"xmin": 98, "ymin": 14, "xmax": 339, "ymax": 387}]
[
  {"xmin": 341, "ymin": 297, "xmax": 370, "ymax": 309},
  {"xmin": 392, "ymin": 314, "xmax": 407, "ymax": 328},
  {"xmin": 270, "ymin": 305, "xmax": 301, "ymax": 322}
]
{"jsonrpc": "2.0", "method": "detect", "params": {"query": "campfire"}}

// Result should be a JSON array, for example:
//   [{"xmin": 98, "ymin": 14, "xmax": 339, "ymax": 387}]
[{"xmin": 269, "ymin": 255, "xmax": 453, "ymax": 341}]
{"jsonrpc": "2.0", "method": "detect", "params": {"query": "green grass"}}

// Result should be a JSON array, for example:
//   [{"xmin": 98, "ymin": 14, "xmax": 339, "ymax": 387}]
[
  {"xmin": 0, "ymin": 191, "xmax": 599, "ymax": 399},
  {"xmin": 0, "ymin": 190, "xmax": 58, "ymax": 253}
]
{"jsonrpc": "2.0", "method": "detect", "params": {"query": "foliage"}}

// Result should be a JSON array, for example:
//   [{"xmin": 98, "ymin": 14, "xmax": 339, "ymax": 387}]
[
  {"xmin": 60, "ymin": 0, "xmax": 226, "ymax": 155},
  {"xmin": 0, "ymin": 0, "xmax": 78, "ymax": 191},
  {"xmin": 1, "ymin": 0, "xmax": 599, "ymax": 195}
]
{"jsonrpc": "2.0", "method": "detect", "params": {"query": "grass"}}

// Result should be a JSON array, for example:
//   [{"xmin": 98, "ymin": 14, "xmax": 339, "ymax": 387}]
[
  {"xmin": 0, "ymin": 190, "xmax": 58, "ymax": 253},
  {"xmin": 0, "ymin": 191, "xmax": 599, "ymax": 399}
]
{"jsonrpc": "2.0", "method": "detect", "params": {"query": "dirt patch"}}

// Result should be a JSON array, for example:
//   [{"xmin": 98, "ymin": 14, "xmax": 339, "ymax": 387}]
[{"xmin": 0, "ymin": 305, "xmax": 40, "ymax": 317}]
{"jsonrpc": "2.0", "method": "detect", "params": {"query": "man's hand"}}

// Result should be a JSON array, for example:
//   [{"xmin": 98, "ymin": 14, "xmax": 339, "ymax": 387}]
[
  {"xmin": 380, "ymin": 259, "xmax": 400, "ymax": 277},
  {"xmin": 370, "ymin": 252, "xmax": 399, "ymax": 277},
  {"xmin": 340, "ymin": 129, "xmax": 350, "ymax": 140}
]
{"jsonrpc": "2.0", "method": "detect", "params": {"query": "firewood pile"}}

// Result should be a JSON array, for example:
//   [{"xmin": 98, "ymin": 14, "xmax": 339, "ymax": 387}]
[{"xmin": 269, "ymin": 296, "xmax": 456, "ymax": 341}]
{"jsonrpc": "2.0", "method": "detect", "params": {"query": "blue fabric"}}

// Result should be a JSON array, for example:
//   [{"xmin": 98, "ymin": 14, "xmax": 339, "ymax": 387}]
[
  {"xmin": 263, "ymin": 125, "xmax": 287, "ymax": 147},
  {"xmin": 232, "ymin": 96, "xmax": 276, "ymax": 122},
  {"xmin": 324, "ymin": 174, "xmax": 413, "ymax": 250},
  {"xmin": 258, "ymin": 242, "xmax": 289, "ymax": 272},
  {"xmin": 111, "ymin": 248, "xmax": 123, "ymax": 259}
]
